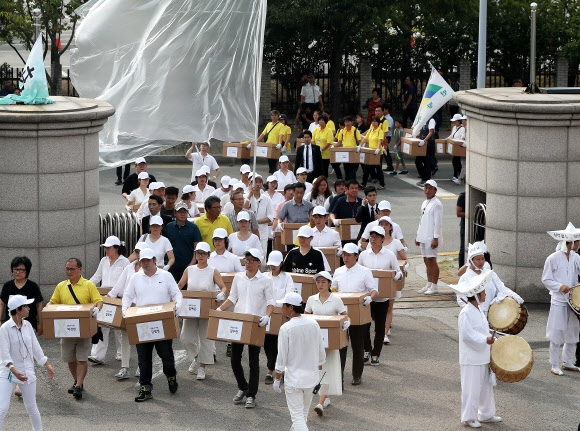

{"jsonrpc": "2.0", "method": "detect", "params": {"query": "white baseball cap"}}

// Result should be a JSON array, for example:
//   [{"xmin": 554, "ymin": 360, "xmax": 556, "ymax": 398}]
[
  {"xmin": 370, "ymin": 226, "xmax": 386, "ymax": 237},
  {"xmin": 342, "ymin": 243, "xmax": 360, "ymax": 254},
  {"xmin": 212, "ymin": 228, "xmax": 228, "ymax": 239},
  {"xmin": 279, "ymin": 155, "xmax": 289, "ymax": 163},
  {"xmin": 249, "ymin": 172, "xmax": 263, "ymax": 181},
  {"xmin": 378, "ymin": 200, "xmax": 391, "ymax": 211},
  {"xmin": 135, "ymin": 157, "xmax": 146, "ymax": 165},
  {"xmin": 150, "ymin": 215, "xmax": 164, "ymax": 226},
  {"xmin": 313, "ymin": 271, "xmax": 332, "ymax": 282},
  {"xmin": 135, "ymin": 241, "xmax": 149, "ymax": 251},
  {"xmin": 240, "ymin": 164, "xmax": 251, "ymax": 174},
  {"xmin": 236, "ymin": 211, "xmax": 250, "ymax": 221},
  {"xmin": 200, "ymin": 141, "xmax": 211, "ymax": 147},
  {"xmin": 201, "ymin": 165, "xmax": 211, "ymax": 174},
  {"xmin": 228, "ymin": 178, "xmax": 239, "ymax": 188},
  {"xmin": 276, "ymin": 291, "xmax": 303, "ymax": 306},
  {"xmin": 296, "ymin": 167, "xmax": 307, "ymax": 175},
  {"xmin": 182, "ymin": 185, "xmax": 196, "ymax": 194},
  {"xmin": 221, "ymin": 175, "xmax": 231, "ymax": 187},
  {"xmin": 139, "ymin": 248, "xmax": 156, "ymax": 260},
  {"xmin": 267, "ymin": 250, "xmax": 284, "ymax": 266},
  {"xmin": 174, "ymin": 202, "xmax": 189, "ymax": 212},
  {"xmin": 379, "ymin": 215, "xmax": 393, "ymax": 225},
  {"xmin": 245, "ymin": 248, "xmax": 263, "ymax": 262},
  {"xmin": 313, "ymin": 206, "xmax": 327, "ymax": 216},
  {"xmin": 7, "ymin": 295, "xmax": 34, "ymax": 312},
  {"xmin": 137, "ymin": 172, "xmax": 150, "ymax": 180},
  {"xmin": 195, "ymin": 169, "xmax": 207, "ymax": 178},
  {"xmin": 195, "ymin": 242, "xmax": 211, "ymax": 253},
  {"xmin": 266, "ymin": 175, "xmax": 277, "ymax": 183},
  {"xmin": 149, "ymin": 182, "xmax": 158, "ymax": 191},
  {"xmin": 297, "ymin": 225, "xmax": 314, "ymax": 238},
  {"xmin": 450, "ymin": 113, "xmax": 463, "ymax": 122},
  {"xmin": 424, "ymin": 179, "xmax": 437, "ymax": 189},
  {"xmin": 461, "ymin": 115, "xmax": 468, "ymax": 120},
  {"xmin": 101, "ymin": 235, "xmax": 121, "ymax": 247}
]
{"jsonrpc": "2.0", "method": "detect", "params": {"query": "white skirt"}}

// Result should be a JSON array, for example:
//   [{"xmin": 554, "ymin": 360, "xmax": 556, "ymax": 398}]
[
  {"xmin": 320, "ymin": 349, "xmax": 342, "ymax": 396},
  {"xmin": 546, "ymin": 303, "xmax": 580, "ymax": 344}
]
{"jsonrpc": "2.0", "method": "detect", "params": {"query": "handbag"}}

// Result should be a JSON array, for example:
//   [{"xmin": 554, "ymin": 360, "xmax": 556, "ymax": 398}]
[{"xmin": 68, "ymin": 284, "xmax": 103, "ymax": 344}]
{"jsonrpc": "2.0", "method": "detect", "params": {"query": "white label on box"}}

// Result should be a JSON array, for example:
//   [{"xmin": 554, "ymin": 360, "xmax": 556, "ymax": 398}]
[
  {"xmin": 180, "ymin": 298, "xmax": 201, "ymax": 318},
  {"xmin": 335, "ymin": 152, "xmax": 349, "ymax": 162},
  {"xmin": 292, "ymin": 230, "xmax": 298, "ymax": 242},
  {"xmin": 56, "ymin": 305, "xmax": 82, "ymax": 311},
  {"xmin": 350, "ymin": 225, "xmax": 361, "ymax": 239},
  {"xmin": 359, "ymin": 153, "xmax": 365, "ymax": 164},
  {"xmin": 227, "ymin": 147, "xmax": 238, "ymax": 157},
  {"xmin": 405, "ymin": 133, "xmax": 412, "ymax": 138},
  {"xmin": 136, "ymin": 305, "xmax": 163, "ymax": 315},
  {"xmin": 373, "ymin": 278, "xmax": 379, "ymax": 290},
  {"xmin": 293, "ymin": 283, "xmax": 303, "ymax": 295},
  {"xmin": 447, "ymin": 142, "xmax": 453, "ymax": 154},
  {"xmin": 54, "ymin": 319, "xmax": 80, "ymax": 337},
  {"xmin": 136, "ymin": 320, "xmax": 165, "ymax": 342},
  {"xmin": 437, "ymin": 143, "xmax": 444, "ymax": 153},
  {"xmin": 98, "ymin": 304, "xmax": 116, "ymax": 324},
  {"xmin": 256, "ymin": 146, "xmax": 268, "ymax": 157},
  {"xmin": 320, "ymin": 328, "xmax": 329, "ymax": 349},
  {"xmin": 403, "ymin": 142, "xmax": 410, "ymax": 154},
  {"xmin": 217, "ymin": 319, "xmax": 243, "ymax": 341}
]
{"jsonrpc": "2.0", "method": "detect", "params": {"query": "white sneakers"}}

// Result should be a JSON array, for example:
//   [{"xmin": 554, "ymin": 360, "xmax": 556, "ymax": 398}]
[
  {"xmin": 314, "ymin": 404, "xmax": 324, "ymax": 416},
  {"xmin": 452, "ymin": 178, "xmax": 463, "ymax": 185},
  {"xmin": 418, "ymin": 283, "xmax": 431, "ymax": 293},
  {"xmin": 462, "ymin": 420, "xmax": 481, "ymax": 428},
  {"xmin": 551, "ymin": 367, "xmax": 564, "ymax": 376},
  {"xmin": 383, "ymin": 335, "xmax": 390, "ymax": 345},
  {"xmin": 323, "ymin": 398, "xmax": 331, "ymax": 408},
  {"xmin": 478, "ymin": 415, "xmax": 502, "ymax": 423},
  {"xmin": 197, "ymin": 367, "xmax": 206, "ymax": 380},
  {"xmin": 425, "ymin": 284, "xmax": 439, "ymax": 295},
  {"xmin": 188, "ymin": 359, "xmax": 198, "ymax": 374}
]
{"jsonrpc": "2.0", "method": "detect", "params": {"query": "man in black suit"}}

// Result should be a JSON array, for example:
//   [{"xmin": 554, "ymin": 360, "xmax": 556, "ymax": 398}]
[
  {"xmin": 294, "ymin": 130, "xmax": 323, "ymax": 183},
  {"xmin": 355, "ymin": 186, "xmax": 378, "ymax": 240}
]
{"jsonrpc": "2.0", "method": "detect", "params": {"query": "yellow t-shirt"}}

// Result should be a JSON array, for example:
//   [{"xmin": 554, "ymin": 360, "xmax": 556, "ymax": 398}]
[
  {"xmin": 195, "ymin": 214, "xmax": 234, "ymax": 251},
  {"xmin": 336, "ymin": 127, "xmax": 361, "ymax": 148},
  {"xmin": 327, "ymin": 120, "xmax": 336, "ymax": 133},
  {"xmin": 284, "ymin": 125, "xmax": 292, "ymax": 150},
  {"xmin": 366, "ymin": 125, "xmax": 383, "ymax": 149},
  {"xmin": 262, "ymin": 122, "xmax": 286, "ymax": 145},
  {"xmin": 379, "ymin": 116, "xmax": 389, "ymax": 135},
  {"xmin": 313, "ymin": 127, "xmax": 335, "ymax": 159},
  {"xmin": 50, "ymin": 277, "xmax": 102, "ymax": 305}
]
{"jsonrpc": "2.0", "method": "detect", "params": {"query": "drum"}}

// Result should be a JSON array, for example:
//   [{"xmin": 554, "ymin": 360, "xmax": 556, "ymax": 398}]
[
  {"xmin": 490, "ymin": 335, "xmax": 533, "ymax": 383},
  {"xmin": 568, "ymin": 285, "xmax": 580, "ymax": 321},
  {"xmin": 487, "ymin": 297, "xmax": 528, "ymax": 335}
]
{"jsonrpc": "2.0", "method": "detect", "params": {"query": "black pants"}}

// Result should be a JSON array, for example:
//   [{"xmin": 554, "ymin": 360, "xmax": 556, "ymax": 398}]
[
  {"xmin": 339, "ymin": 324, "xmax": 366, "ymax": 380},
  {"xmin": 362, "ymin": 164, "xmax": 385, "ymax": 187},
  {"xmin": 306, "ymin": 172, "xmax": 318, "ymax": 183},
  {"xmin": 381, "ymin": 151, "xmax": 393, "ymax": 171},
  {"xmin": 264, "ymin": 334, "xmax": 278, "ymax": 371},
  {"xmin": 136, "ymin": 339, "xmax": 176, "ymax": 390},
  {"xmin": 267, "ymin": 158, "xmax": 278, "ymax": 174},
  {"xmin": 415, "ymin": 143, "xmax": 435, "ymax": 182},
  {"xmin": 322, "ymin": 159, "xmax": 330, "ymax": 178},
  {"xmin": 452, "ymin": 156, "xmax": 462, "ymax": 178},
  {"xmin": 231, "ymin": 343, "xmax": 261, "ymax": 398},
  {"xmin": 363, "ymin": 301, "xmax": 389, "ymax": 357},
  {"xmin": 344, "ymin": 163, "xmax": 358, "ymax": 181},
  {"xmin": 403, "ymin": 107, "xmax": 417, "ymax": 128},
  {"xmin": 331, "ymin": 163, "xmax": 343, "ymax": 179},
  {"xmin": 116, "ymin": 164, "xmax": 131, "ymax": 181}
]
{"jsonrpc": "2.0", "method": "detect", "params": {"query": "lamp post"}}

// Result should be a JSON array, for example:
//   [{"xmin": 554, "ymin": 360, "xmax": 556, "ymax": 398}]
[
  {"xmin": 528, "ymin": 3, "xmax": 538, "ymax": 93},
  {"xmin": 32, "ymin": 8, "xmax": 41, "ymax": 41},
  {"xmin": 476, "ymin": 0, "xmax": 487, "ymax": 88}
]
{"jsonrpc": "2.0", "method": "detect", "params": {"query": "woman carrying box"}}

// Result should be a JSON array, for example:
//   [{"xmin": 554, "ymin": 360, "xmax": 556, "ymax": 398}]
[{"xmin": 359, "ymin": 116, "xmax": 386, "ymax": 190}]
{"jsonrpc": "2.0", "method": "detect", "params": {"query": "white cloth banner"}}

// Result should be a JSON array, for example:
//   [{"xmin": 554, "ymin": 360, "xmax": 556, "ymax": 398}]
[
  {"xmin": 411, "ymin": 66, "xmax": 454, "ymax": 137},
  {"xmin": 70, "ymin": 0, "xmax": 267, "ymax": 168}
]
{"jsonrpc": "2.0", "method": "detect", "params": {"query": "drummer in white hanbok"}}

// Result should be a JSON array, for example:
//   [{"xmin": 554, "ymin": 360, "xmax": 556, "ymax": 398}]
[
  {"xmin": 450, "ymin": 271, "xmax": 501, "ymax": 428},
  {"xmin": 542, "ymin": 222, "xmax": 580, "ymax": 375},
  {"xmin": 456, "ymin": 242, "xmax": 523, "ymax": 316}
]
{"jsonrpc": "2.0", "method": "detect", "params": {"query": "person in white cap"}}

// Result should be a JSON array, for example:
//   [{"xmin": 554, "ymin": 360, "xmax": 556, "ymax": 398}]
[
  {"xmin": 245, "ymin": 173, "xmax": 274, "ymax": 254},
  {"xmin": 448, "ymin": 271, "xmax": 501, "ymax": 428},
  {"xmin": 310, "ymin": 206, "xmax": 342, "ymax": 252},
  {"xmin": 177, "ymin": 242, "xmax": 227, "ymax": 380},
  {"xmin": 87, "ymin": 236, "xmax": 130, "ymax": 366},
  {"xmin": 137, "ymin": 215, "xmax": 175, "ymax": 270},
  {"xmin": 221, "ymin": 180, "xmax": 249, "ymax": 214},
  {"xmin": 283, "ymin": 225, "xmax": 330, "ymax": 274},
  {"xmin": 211, "ymin": 175, "xmax": 231, "ymax": 199},
  {"xmin": 331, "ymin": 242, "xmax": 377, "ymax": 386},
  {"xmin": 47, "ymin": 258, "xmax": 103, "ymax": 400},
  {"xmin": 448, "ymin": 113, "xmax": 466, "ymax": 184},
  {"xmin": 217, "ymin": 249, "xmax": 275, "ymax": 409},
  {"xmin": 195, "ymin": 197, "xmax": 234, "ymax": 251},
  {"xmin": 208, "ymin": 228, "xmax": 244, "ymax": 273},
  {"xmin": 416, "ymin": 180, "xmax": 443, "ymax": 295},
  {"xmin": 125, "ymin": 172, "xmax": 150, "ymax": 212},
  {"xmin": 359, "ymin": 200, "xmax": 407, "ymax": 248},
  {"xmin": 264, "ymin": 176, "xmax": 285, "ymax": 253},
  {"xmin": 227, "ymin": 212, "xmax": 262, "ymax": 257},
  {"xmin": 180, "ymin": 184, "xmax": 201, "ymax": 218},
  {"xmin": 193, "ymin": 170, "xmax": 215, "ymax": 203},
  {"xmin": 225, "ymin": 191, "xmax": 260, "ymax": 235},
  {"xmin": 358, "ymin": 226, "xmax": 402, "ymax": 365},
  {"xmin": 140, "ymin": 194, "xmax": 174, "ymax": 235},
  {"xmin": 108, "ymin": 241, "xmax": 149, "ymax": 380},
  {"xmin": 0, "ymin": 295, "xmax": 55, "ymax": 430},
  {"xmin": 274, "ymin": 155, "xmax": 297, "ymax": 190},
  {"xmin": 542, "ymin": 222, "xmax": 580, "ymax": 375},
  {"xmin": 305, "ymin": 271, "xmax": 349, "ymax": 416},
  {"xmin": 456, "ymin": 242, "xmax": 523, "ymax": 315},
  {"xmin": 121, "ymin": 157, "xmax": 157, "ymax": 197},
  {"xmin": 185, "ymin": 141, "xmax": 220, "ymax": 183},
  {"xmin": 263, "ymin": 251, "xmax": 296, "ymax": 384},
  {"xmin": 295, "ymin": 167, "xmax": 313, "ymax": 194},
  {"xmin": 239, "ymin": 164, "xmax": 252, "ymax": 188},
  {"xmin": 122, "ymin": 248, "xmax": 183, "ymax": 402},
  {"xmin": 257, "ymin": 110, "xmax": 286, "ymax": 174},
  {"xmin": 273, "ymin": 291, "xmax": 326, "ymax": 430},
  {"xmin": 136, "ymin": 182, "xmax": 167, "ymax": 224}
]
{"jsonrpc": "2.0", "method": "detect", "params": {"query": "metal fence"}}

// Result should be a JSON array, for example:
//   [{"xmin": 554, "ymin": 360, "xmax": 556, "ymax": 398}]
[
  {"xmin": 0, "ymin": 67, "xmax": 78, "ymax": 97},
  {"xmin": 471, "ymin": 203, "xmax": 486, "ymax": 244},
  {"xmin": 99, "ymin": 213, "xmax": 140, "ymax": 259}
]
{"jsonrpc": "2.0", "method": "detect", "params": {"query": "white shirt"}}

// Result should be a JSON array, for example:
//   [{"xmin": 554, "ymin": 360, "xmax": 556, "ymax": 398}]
[
  {"xmin": 187, "ymin": 152, "xmax": 219, "ymax": 182},
  {"xmin": 0, "ymin": 319, "xmax": 47, "ymax": 383},
  {"xmin": 416, "ymin": 197, "xmax": 443, "ymax": 243},
  {"xmin": 308, "ymin": 122, "xmax": 320, "ymax": 133},
  {"xmin": 385, "ymin": 114, "xmax": 394, "ymax": 138},
  {"xmin": 302, "ymin": 144, "xmax": 315, "ymax": 173},
  {"xmin": 458, "ymin": 303, "xmax": 490, "ymax": 365},
  {"xmin": 193, "ymin": 184, "xmax": 216, "ymax": 203},
  {"xmin": 300, "ymin": 82, "xmax": 322, "ymax": 103},
  {"xmin": 127, "ymin": 187, "xmax": 150, "ymax": 207},
  {"xmin": 304, "ymin": 182, "xmax": 313, "ymax": 194},
  {"xmin": 311, "ymin": 225, "xmax": 342, "ymax": 250},
  {"xmin": 208, "ymin": 250, "xmax": 244, "ymax": 273},
  {"xmin": 247, "ymin": 193, "xmax": 274, "ymax": 240},
  {"xmin": 361, "ymin": 219, "xmax": 404, "ymax": 241},
  {"xmin": 122, "ymin": 268, "xmax": 182, "ymax": 313},
  {"xmin": 211, "ymin": 188, "xmax": 229, "ymax": 199},
  {"xmin": 267, "ymin": 191, "xmax": 285, "ymax": 210},
  {"xmin": 448, "ymin": 125, "xmax": 466, "ymax": 141},
  {"xmin": 542, "ymin": 251, "xmax": 580, "ymax": 306},
  {"xmin": 264, "ymin": 271, "xmax": 296, "ymax": 301},
  {"xmin": 90, "ymin": 255, "xmax": 130, "ymax": 288},
  {"xmin": 273, "ymin": 170, "xmax": 296, "ymax": 190},
  {"xmin": 305, "ymin": 293, "xmax": 346, "ymax": 315},
  {"xmin": 138, "ymin": 234, "xmax": 173, "ymax": 264},
  {"xmin": 228, "ymin": 233, "xmax": 262, "ymax": 257},
  {"xmin": 304, "ymin": 193, "xmax": 326, "ymax": 207},
  {"xmin": 185, "ymin": 201, "xmax": 201, "ymax": 218},
  {"xmin": 275, "ymin": 316, "xmax": 325, "ymax": 388},
  {"xmin": 358, "ymin": 247, "xmax": 401, "ymax": 302},
  {"xmin": 331, "ymin": 263, "xmax": 377, "ymax": 294},
  {"xmin": 109, "ymin": 261, "xmax": 139, "ymax": 298},
  {"xmin": 228, "ymin": 270, "xmax": 275, "ymax": 316},
  {"xmin": 383, "ymin": 238, "xmax": 405, "ymax": 257}
]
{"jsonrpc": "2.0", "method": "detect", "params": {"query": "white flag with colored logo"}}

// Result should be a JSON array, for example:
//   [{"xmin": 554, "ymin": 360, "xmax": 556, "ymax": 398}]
[
  {"xmin": 411, "ymin": 66, "xmax": 454, "ymax": 137},
  {"xmin": 0, "ymin": 35, "xmax": 54, "ymax": 105}
]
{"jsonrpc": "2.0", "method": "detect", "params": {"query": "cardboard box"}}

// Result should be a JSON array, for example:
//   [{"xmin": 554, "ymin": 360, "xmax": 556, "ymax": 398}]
[
  {"xmin": 290, "ymin": 273, "xmax": 319, "ymax": 302},
  {"xmin": 273, "ymin": 230, "xmax": 285, "ymax": 253},
  {"xmin": 281, "ymin": 223, "xmax": 305, "ymax": 245},
  {"xmin": 358, "ymin": 147, "xmax": 381, "ymax": 165},
  {"xmin": 334, "ymin": 292, "xmax": 371, "ymax": 325},
  {"xmin": 265, "ymin": 306, "xmax": 287, "ymax": 335},
  {"xmin": 330, "ymin": 147, "xmax": 358, "ymax": 164},
  {"xmin": 303, "ymin": 314, "xmax": 348, "ymax": 349},
  {"xmin": 42, "ymin": 303, "xmax": 98, "ymax": 339},
  {"xmin": 220, "ymin": 272, "xmax": 237, "ymax": 298},
  {"xmin": 400, "ymin": 137, "xmax": 427, "ymax": 156},
  {"xmin": 404, "ymin": 128, "xmax": 413, "ymax": 137},
  {"xmin": 446, "ymin": 138, "xmax": 466, "ymax": 157},
  {"xmin": 371, "ymin": 269, "xmax": 397, "ymax": 299},
  {"xmin": 179, "ymin": 291, "xmax": 219, "ymax": 319},
  {"xmin": 124, "ymin": 302, "xmax": 180, "ymax": 345},
  {"xmin": 222, "ymin": 142, "xmax": 251, "ymax": 159},
  {"xmin": 395, "ymin": 260, "xmax": 406, "ymax": 291},
  {"xmin": 196, "ymin": 203, "xmax": 205, "ymax": 214},
  {"xmin": 315, "ymin": 246, "xmax": 340, "ymax": 273},
  {"xmin": 206, "ymin": 309, "xmax": 266, "ymax": 346},
  {"xmin": 251, "ymin": 142, "xmax": 282, "ymax": 159},
  {"xmin": 97, "ymin": 297, "xmax": 125, "ymax": 329},
  {"xmin": 435, "ymin": 139, "xmax": 447, "ymax": 154},
  {"xmin": 97, "ymin": 287, "xmax": 111, "ymax": 296},
  {"xmin": 337, "ymin": 218, "xmax": 361, "ymax": 241}
]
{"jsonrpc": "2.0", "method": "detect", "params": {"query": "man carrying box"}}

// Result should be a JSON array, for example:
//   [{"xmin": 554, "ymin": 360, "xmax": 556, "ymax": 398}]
[
  {"xmin": 122, "ymin": 249, "xmax": 183, "ymax": 402},
  {"xmin": 217, "ymin": 248, "xmax": 275, "ymax": 409},
  {"xmin": 331, "ymin": 243, "xmax": 377, "ymax": 386},
  {"xmin": 47, "ymin": 258, "xmax": 103, "ymax": 400}
]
